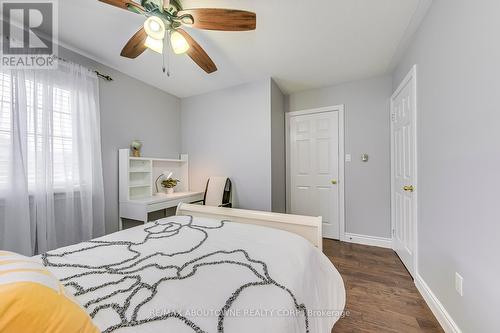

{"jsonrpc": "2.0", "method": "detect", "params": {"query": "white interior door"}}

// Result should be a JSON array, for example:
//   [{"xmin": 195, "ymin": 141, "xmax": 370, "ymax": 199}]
[
  {"xmin": 289, "ymin": 111, "xmax": 340, "ymax": 239},
  {"xmin": 391, "ymin": 66, "xmax": 417, "ymax": 277}
]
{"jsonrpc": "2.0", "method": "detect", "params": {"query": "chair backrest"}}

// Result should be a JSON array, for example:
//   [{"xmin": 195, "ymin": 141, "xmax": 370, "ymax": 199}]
[{"xmin": 204, "ymin": 177, "xmax": 231, "ymax": 207}]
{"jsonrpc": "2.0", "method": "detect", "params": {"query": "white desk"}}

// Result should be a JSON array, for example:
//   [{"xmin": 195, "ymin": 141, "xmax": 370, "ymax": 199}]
[
  {"xmin": 119, "ymin": 191, "xmax": 204, "ymax": 230},
  {"xmin": 118, "ymin": 150, "xmax": 204, "ymax": 230}
]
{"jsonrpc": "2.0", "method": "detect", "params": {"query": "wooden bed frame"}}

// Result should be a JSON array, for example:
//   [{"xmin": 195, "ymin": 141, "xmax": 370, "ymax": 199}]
[{"xmin": 176, "ymin": 203, "xmax": 323, "ymax": 250}]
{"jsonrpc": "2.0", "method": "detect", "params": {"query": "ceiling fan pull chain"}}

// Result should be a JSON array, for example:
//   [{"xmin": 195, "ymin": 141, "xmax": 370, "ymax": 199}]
[
  {"xmin": 164, "ymin": 30, "xmax": 171, "ymax": 77},
  {"xmin": 162, "ymin": 52, "xmax": 167, "ymax": 76},
  {"xmin": 162, "ymin": 37, "xmax": 166, "ymax": 75}
]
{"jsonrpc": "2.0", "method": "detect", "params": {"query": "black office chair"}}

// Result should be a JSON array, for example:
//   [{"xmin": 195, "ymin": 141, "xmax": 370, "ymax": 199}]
[{"xmin": 194, "ymin": 177, "xmax": 232, "ymax": 208}]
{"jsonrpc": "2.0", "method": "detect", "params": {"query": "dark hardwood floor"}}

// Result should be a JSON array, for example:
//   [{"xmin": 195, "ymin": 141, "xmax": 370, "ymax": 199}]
[{"xmin": 323, "ymin": 240, "xmax": 444, "ymax": 333}]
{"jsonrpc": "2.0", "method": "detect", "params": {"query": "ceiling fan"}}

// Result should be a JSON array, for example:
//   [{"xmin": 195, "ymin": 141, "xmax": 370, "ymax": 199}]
[{"xmin": 99, "ymin": 0, "xmax": 257, "ymax": 74}]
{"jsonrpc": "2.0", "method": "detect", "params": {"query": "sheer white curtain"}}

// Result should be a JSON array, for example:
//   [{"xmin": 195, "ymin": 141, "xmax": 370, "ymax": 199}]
[{"xmin": 0, "ymin": 60, "xmax": 105, "ymax": 255}]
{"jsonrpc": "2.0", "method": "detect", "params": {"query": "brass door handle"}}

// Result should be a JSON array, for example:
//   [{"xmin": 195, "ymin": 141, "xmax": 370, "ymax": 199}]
[
  {"xmin": 331, "ymin": 180, "xmax": 338, "ymax": 185},
  {"xmin": 403, "ymin": 185, "xmax": 414, "ymax": 192}
]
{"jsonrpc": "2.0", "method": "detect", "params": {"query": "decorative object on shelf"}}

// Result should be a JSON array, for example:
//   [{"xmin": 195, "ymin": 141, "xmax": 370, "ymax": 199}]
[
  {"xmin": 161, "ymin": 177, "xmax": 180, "ymax": 195},
  {"xmin": 130, "ymin": 140, "xmax": 143, "ymax": 157},
  {"xmin": 155, "ymin": 171, "xmax": 172, "ymax": 195}
]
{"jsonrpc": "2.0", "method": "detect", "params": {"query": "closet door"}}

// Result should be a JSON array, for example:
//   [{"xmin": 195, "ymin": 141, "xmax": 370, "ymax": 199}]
[{"xmin": 289, "ymin": 111, "xmax": 340, "ymax": 240}]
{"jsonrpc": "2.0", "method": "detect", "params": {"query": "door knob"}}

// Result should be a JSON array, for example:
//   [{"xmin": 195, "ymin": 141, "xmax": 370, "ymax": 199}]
[
  {"xmin": 403, "ymin": 185, "xmax": 414, "ymax": 192},
  {"xmin": 331, "ymin": 180, "xmax": 338, "ymax": 185}
]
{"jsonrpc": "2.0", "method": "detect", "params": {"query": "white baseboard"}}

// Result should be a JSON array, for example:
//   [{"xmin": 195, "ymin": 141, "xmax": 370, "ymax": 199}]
[
  {"xmin": 343, "ymin": 233, "xmax": 392, "ymax": 249},
  {"xmin": 343, "ymin": 233, "xmax": 461, "ymax": 333},
  {"xmin": 415, "ymin": 274, "xmax": 462, "ymax": 333}
]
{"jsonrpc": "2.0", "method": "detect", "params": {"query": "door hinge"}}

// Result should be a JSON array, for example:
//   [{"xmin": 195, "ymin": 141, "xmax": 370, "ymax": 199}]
[
  {"xmin": 392, "ymin": 228, "xmax": 396, "ymax": 237},
  {"xmin": 391, "ymin": 113, "xmax": 396, "ymax": 122}
]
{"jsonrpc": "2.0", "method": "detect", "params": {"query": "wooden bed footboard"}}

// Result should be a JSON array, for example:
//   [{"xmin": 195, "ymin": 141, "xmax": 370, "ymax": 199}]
[{"xmin": 176, "ymin": 203, "xmax": 323, "ymax": 250}]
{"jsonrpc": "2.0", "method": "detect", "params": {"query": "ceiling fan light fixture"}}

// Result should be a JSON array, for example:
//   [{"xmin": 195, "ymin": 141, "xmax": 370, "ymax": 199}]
[
  {"xmin": 144, "ymin": 36, "xmax": 163, "ymax": 54},
  {"xmin": 144, "ymin": 16, "xmax": 165, "ymax": 40},
  {"xmin": 108, "ymin": 0, "xmax": 257, "ymax": 73},
  {"xmin": 170, "ymin": 31, "xmax": 190, "ymax": 54}
]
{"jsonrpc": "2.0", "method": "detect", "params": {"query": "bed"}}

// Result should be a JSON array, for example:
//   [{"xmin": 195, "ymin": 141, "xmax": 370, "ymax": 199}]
[{"xmin": 38, "ymin": 204, "xmax": 346, "ymax": 333}]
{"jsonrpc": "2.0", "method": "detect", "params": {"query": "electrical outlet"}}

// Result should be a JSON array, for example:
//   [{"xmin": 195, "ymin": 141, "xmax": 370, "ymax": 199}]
[
  {"xmin": 345, "ymin": 154, "xmax": 352, "ymax": 162},
  {"xmin": 455, "ymin": 273, "xmax": 464, "ymax": 296}
]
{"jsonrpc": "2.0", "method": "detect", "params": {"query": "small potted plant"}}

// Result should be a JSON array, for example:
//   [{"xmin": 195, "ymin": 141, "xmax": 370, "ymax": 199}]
[
  {"xmin": 130, "ymin": 140, "xmax": 143, "ymax": 157},
  {"xmin": 161, "ymin": 178, "xmax": 180, "ymax": 195}
]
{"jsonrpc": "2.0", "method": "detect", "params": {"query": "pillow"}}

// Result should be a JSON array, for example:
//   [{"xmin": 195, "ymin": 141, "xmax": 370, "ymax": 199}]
[{"xmin": 0, "ymin": 251, "xmax": 99, "ymax": 333}]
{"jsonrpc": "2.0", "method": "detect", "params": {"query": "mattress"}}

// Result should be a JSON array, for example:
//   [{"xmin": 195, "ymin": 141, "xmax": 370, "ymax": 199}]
[{"xmin": 38, "ymin": 215, "xmax": 346, "ymax": 333}]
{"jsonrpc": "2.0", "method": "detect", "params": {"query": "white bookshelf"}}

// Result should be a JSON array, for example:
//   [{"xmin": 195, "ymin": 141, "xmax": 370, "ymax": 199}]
[
  {"xmin": 119, "ymin": 149, "xmax": 190, "ymax": 201},
  {"xmin": 118, "ymin": 149, "xmax": 204, "ymax": 229}
]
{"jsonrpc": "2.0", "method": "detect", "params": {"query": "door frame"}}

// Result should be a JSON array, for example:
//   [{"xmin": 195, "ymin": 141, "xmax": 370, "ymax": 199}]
[
  {"xmin": 390, "ymin": 65, "xmax": 418, "ymax": 275},
  {"xmin": 285, "ymin": 105, "xmax": 346, "ymax": 241}
]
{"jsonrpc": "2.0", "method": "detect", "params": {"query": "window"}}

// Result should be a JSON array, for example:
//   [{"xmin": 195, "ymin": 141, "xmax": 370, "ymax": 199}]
[
  {"xmin": 0, "ymin": 72, "xmax": 77, "ymax": 189},
  {"xmin": 0, "ymin": 73, "xmax": 11, "ymax": 185}
]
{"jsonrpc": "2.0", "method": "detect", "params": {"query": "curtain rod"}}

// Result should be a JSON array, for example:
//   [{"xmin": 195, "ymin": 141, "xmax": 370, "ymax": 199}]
[
  {"xmin": 94, "ymin": 71, "xmax": 113, "ymax": 82},
  {"xmin": 2, "ymin": 35, "xmax": 114, "ymax": 82},
  {"xmin": 54, "ymin": 56, "xmax": 113, "ymax": 82}
]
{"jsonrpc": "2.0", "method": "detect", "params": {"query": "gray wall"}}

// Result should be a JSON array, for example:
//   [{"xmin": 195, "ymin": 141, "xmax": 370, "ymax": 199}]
[
  {"xmin": 58, "ymin": 47, "xmax": 181, "ymax": 234},
  {"xmin": 287, "ymin": 76, "xmax": 393, "ymax": 238},
  {"xmin": 181, "ymin": 79, "xmax": 273, "ymax": 211},
  {"xmin": 271, "ymin": 80, "xmax": 286, "ymax": 213},
  {"xmin": 393, "ymin": 0, "xmax": 500, "ymax": 331}
]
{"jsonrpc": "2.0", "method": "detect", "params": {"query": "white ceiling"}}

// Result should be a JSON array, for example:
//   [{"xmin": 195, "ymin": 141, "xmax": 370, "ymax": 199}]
[{"xmin": 56, "ymin": 0, "xmax": 422, "ymax": 98}]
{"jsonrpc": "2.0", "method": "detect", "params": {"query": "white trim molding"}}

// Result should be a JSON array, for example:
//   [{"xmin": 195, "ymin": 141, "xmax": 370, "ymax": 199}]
[
  {"xmin": 344, "ymin": 233, "xmax": 392, "ymax": 249},
  {"xmin": 415, "ymin": 275, "xmax": 463, "ymax": 333}
]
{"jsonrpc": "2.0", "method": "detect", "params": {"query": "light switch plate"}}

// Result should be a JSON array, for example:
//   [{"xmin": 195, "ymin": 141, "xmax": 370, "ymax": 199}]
[
  {"xmin": 455, "ymin": 273, "xmax": 463, "ymax": 296},
  {"xmin": 345, "ymin": 154, "xmax": 352, "ymax": 162}
]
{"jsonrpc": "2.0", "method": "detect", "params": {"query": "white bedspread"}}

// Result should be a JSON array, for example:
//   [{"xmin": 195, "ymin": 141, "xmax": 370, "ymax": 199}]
[{"xmin": 39, "ymin": 215, "xmax": 345, "ymax": 333}]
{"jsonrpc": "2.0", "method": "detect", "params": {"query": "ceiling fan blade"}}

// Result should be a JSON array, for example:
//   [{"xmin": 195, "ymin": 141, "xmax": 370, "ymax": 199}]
[
  {"xmin": 177, "ymin": 9, "xmax": 256, "ymax": 31},
  {"xmin": 120, "ymin": 27, "xmax": 148, "ymax": 59},
  {"xmin": 98, "ymin": 0, "xmax": 144, "ymax": 11},
  {"xmin": 177, "ymin": 29, "xmax": 217, "ymax": 74}
]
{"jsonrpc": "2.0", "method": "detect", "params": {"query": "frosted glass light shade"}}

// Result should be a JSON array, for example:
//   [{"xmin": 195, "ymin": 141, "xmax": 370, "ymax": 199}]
[
  {"xmin": 144, "ymin": 16, "xmax": 165, "ymax": 40},
  {"xmin": 170, "ymin": 31, "xmax": 190, "ymax": 54},
  {"xmin": 144, "ymin": 36, "xmax": 163, "ymax": 54}
]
